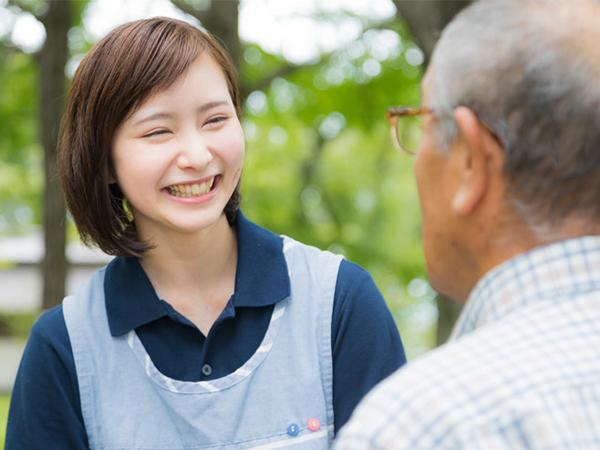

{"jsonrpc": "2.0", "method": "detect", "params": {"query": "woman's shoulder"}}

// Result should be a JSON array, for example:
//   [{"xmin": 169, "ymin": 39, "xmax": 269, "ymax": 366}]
[
  {"xmin": 32, "ymin": 305, "xmax": 67, "ymax": 338},
  {"xmin": 336, "ymin": 259, "xmax": 380, "ymax": 297},
  {"xmin": 29, "ymin": 304, "xmax": 72, "ymax": 356},
  {"xmin": 17, "ymin": 305, "xmax": 77, "ymax": 398}
]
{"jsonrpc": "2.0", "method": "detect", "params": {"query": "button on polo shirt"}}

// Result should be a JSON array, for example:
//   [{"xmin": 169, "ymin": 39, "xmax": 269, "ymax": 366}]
[{"xmin": 201, "ymin": 364, "xmax": 212, "ymax": 376}]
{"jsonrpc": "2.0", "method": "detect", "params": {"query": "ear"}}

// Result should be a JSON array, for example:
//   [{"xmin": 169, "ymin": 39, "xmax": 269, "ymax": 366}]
[{"xmin": 450, "ymin": 107, "xmax": 503, "ymax": 215}]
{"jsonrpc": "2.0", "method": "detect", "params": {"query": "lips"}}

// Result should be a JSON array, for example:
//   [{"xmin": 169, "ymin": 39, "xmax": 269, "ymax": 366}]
[{"xmin": 165, "ymin": 176, "xmax": 220, "ymax": 198}]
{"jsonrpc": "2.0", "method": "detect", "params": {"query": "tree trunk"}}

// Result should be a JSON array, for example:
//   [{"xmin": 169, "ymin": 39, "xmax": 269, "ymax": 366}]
[
  {"xmin": 39, "ymin": 0, "xmax": 71, "ymax": 310},
  {"xmin": 203, "ymin": 0, "xmax": 240, "ymax": 70},
  {"xmin": 392, "ymin": 0, "xmax": 471, "ymax": 66},
  {"xmin": 172, "ymin": 0, "xmax": 240, "ymax": 71}
]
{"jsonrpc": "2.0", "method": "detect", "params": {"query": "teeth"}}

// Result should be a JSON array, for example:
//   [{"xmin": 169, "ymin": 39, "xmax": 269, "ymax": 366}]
[{"xmin": 167, "ymin": 177, "xmax": 215, "ymax": 198}]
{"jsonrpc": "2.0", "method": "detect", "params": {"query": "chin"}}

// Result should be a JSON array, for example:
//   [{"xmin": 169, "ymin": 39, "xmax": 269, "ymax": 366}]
[
  {"xmin": 429, "ymin": 276, "xmax": 467, "ymax": 303},
  {"xmin": 170, "ymin": 210, "xmax": 228, "ymax": 234},
  {"xmin": 426, "ymin": 265, "xmax": 456, "ymax": 300}
]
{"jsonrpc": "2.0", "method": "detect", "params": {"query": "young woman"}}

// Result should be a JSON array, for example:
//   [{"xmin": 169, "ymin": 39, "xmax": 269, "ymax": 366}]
[{"xmin": 6, "ymin": 17, "xmax": 405, "ymax": 450}]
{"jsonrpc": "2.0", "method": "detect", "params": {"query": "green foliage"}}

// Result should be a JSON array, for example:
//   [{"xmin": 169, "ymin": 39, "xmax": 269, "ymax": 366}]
[
  {"xmin": 7, "ymin": 0, "xmax": 46, "ymax": 16},
  {"xmin": 0, "ymin": 50, "xmax": 37, "ymax": 163},
  {"xmin": 0, "ymin": 0, "xmax": 92, "ymax": 235},
  {"xmin": 0, "ymin": 48, "xmax": 41, "ymax": 233}
]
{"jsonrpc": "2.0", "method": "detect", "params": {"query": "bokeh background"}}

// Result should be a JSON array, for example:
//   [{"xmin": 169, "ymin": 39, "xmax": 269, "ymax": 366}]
[{"xmin": 0, "ymin": 0, "xmax": 469, "ymax": 443}]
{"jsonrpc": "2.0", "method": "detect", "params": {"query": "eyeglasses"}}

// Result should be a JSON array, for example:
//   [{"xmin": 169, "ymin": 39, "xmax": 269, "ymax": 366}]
[
  {"xmin": 387, "ymin": 106, "xmax": 503, "ymax": 155},
  {"xmin": 386, "ymin": 106, "xmax": 433, "ymax": 155}
]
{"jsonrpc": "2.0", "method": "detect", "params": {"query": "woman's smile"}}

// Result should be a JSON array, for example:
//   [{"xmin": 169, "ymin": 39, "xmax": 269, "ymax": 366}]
[
  {"xmin": 161, "ymin": 175, "xmax": 223, "ymax": 205},
  {"xmin": 164, "ymin": 175, "xmax": 221, "ymax": 198}
]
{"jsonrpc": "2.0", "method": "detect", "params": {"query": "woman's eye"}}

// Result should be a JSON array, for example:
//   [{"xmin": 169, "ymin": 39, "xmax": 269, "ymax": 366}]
[
  {"xmin": 204, "ymin": 116, "xmax": 227, "ymax": 128},
  {"xmin": 144, "ymin": 129, "xmax": 170, "ymax": 138}
]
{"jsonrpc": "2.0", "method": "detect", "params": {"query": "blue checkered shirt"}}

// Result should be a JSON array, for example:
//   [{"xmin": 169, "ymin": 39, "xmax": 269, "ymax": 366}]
[{"xmin": 335, "ymin": 236, "xmax": 600, "ymax": 449}]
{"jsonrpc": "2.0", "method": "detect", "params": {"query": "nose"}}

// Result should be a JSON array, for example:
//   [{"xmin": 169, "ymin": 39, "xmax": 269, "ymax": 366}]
[{"xmin": 175, "ymin": 132, "xmax": 213, "ymax": 170}]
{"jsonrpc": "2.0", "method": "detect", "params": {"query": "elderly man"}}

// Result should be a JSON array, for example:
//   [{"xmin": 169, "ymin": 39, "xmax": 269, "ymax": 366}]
[{"xmin": 335, "ymin": 0, "xmax": 600, "ymax": 448}]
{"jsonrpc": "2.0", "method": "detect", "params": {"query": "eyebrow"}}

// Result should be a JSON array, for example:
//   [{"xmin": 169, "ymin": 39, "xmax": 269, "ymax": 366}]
[{"xmin": 132, "ymin": 100, "xmax": 230, "ymax": 126}]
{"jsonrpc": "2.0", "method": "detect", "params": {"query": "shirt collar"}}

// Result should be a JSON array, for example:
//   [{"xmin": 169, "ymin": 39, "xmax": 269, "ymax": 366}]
[
  {"xmin": 451, "ymin": 235, "xmax": 600, "ymax": 339},
  {"xmin": 104, "ymin": 210, "xmax": 291, "ymax": 336}
]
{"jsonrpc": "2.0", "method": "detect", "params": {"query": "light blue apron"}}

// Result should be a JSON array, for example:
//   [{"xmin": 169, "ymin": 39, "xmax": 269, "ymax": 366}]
[{"xmin": 63, "ymin": 236, "xmax": 342, "ymax": 449}]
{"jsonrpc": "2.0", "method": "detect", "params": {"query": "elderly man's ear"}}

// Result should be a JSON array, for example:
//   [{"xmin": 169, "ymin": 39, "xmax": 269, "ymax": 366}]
[{"xmin": 450, "ymin": 106, "xmax": 505, "ymax": 216}]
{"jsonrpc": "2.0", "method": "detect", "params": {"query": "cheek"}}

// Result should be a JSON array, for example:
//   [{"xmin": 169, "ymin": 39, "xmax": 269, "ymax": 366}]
[
  {"xmin": 230, "ymin": 136, "xmax": 245, "ymax": 169},
  {"xmin": 111, "ymin": 147, "xmax": 130, "ymax": 186},
  {"xmin": 111, "ymin": 142, "xmax": 169, "ymax": 201},
  {"xmin": 113, "ymin": 146, "xmax": 156, "ymax": 180},
  {"xmin": 220, "ymin": 123, "xmax": 245, "ymax": 171},
  {"xmin": 414, "ymin": 145, "xmax": 448, "ymax": 219},
  {"xmin": 414, "ymin": 151, "xmax": 432, "ymax": 218},
  {"xmin": 414, "ymin": 149, "xmax": 445, "ymax": 268}
]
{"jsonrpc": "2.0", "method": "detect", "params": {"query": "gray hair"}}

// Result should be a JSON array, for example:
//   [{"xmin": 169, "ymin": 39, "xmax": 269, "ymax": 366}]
[{"xmin": 427, "ymin": 0, "xmax": 600, "ymax": 233}]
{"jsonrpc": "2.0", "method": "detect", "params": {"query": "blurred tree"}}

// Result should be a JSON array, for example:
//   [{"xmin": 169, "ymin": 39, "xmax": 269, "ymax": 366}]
[
  {"xmin": 0, "ymin": 45, "xmax": 39, "ymax": 232},
  {"xmin": 392, "ymin": 0, "xmax": 471, "ymax": 65},
  {"xmin": 3, "ymin": 0, "xmax": 87, "ymax": 309},
  {"xmin": 172, "ymin": 0, "xmax": 241, "ymax": 69},
  {"xmin": 37, "ymin": 0, "xmax": 71, "ymax": 309}
]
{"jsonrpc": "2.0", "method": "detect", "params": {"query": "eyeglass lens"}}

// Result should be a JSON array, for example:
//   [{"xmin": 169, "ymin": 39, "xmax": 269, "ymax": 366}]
[{"xmin": 394, "ymin": 115, "xmax": 423, "ymax": 153}]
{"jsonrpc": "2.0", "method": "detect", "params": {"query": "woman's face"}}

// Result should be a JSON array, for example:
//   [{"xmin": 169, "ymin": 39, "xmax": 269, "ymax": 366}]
[{"xmin": 111, "ymin": 53, "xmax": 244, "ymax": 241}]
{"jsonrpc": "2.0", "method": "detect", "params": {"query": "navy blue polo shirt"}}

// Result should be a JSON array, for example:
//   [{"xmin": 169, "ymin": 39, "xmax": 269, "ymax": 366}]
[{"xmin": 6, "ymin": 212, "xmax": 406, "ymax": 450}]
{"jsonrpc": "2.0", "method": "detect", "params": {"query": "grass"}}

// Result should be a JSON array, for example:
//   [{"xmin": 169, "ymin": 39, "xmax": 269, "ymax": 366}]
[{"xmin": 1, "ymin": 394, "xmax": 10, "ymax": 449}]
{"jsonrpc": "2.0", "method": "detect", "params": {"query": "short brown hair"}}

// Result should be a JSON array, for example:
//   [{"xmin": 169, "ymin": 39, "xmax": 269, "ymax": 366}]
[{"xmin": 59, "ymin": 17, "xmax": 242, "ymax": 257}]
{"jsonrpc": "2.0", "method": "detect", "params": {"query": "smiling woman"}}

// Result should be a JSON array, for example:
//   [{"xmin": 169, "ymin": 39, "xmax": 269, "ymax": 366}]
[
  {"xmin": 111, "ymin": 53, "xmax": 244, "ymax": 244},
  {"xmin": 5, "ymin": 17, "xmax": 406, "ymax": 450},
  {"xmin": 58, "ymin": 17, "xmax": 243, "ymax": 258}
]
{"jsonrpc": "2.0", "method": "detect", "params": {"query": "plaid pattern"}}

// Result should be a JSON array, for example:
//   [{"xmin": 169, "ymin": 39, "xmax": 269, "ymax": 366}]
[{"xmin": 335, "ymin": 236, "xmax": 600, "ymax": 450}]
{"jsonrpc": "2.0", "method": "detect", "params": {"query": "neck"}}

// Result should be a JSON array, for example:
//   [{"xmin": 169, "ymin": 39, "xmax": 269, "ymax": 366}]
[
  {"xmin": 448, "ymin": 210, "xmax": 538, "ymax": 302},
  {"xmin": 138, "ymin": 214, "xmax": 237, "ymax": 308},
  {"xmin": 464, "ymin": 214, "xmax": 598, "ymax": 300}
]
